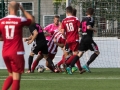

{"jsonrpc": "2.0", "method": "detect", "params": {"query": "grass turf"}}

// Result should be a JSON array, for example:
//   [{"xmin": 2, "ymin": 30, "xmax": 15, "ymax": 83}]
[{"xmin": 0, "ymin": 68, "xmax": 120, "ymax": 90}]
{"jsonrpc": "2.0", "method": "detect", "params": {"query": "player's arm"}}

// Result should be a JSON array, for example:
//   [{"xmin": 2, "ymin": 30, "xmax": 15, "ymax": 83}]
[
  {"xmin": 87, "ymin": 25, "xmax": 96, "ymax": 32},
  {"xmin": 19, "ymin": 5, "xmax": 34, "ymax": 24},
  {"xmin": 54, "ymin": 37, "xmax": 65, "ymax": 48},
  {"xmin": 54, "ymin": 40, "xmax": 64, "ymax": 48},
  {"xmin": 44, "ymin": 31, "xmax": 51, "ymax": 37},
  {"xmin": 87, "ymin": 19, "xmax": 96, "ymax": 32},
  {"xmin": 0, "ymin": 34, "xmax": 3, "ymax": 41},
  {"xmin": 43, "ymin": 24, "xmax": 52, "ymax": 36},
  {"xmin": 27, "ymin": 29, "xmax": 38, "ymax": 45},
  {"xmin": 24, "ymin": 35, "xmax": 32, "ymax": 42}
]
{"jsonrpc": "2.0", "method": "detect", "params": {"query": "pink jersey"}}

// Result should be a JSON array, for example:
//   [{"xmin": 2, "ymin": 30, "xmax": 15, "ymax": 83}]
[
  {"xmin": 0, "ymin": 15, "xmax": 31, "ymax": 55},
  {"xmin": 61, "ymin": 16, "xmax": 80, "ymax": 43},
  {"xmin": 44, "ymin": 23, "xmax": 59, "ymax": 41},
  {"xmin": 47, "ymin": 31, "xmax": 65, "ymax": 54}
]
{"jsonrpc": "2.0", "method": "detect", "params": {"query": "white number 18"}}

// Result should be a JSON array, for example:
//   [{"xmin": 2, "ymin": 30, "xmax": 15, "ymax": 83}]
[{"xmin": 66, "ymin": 23, "xmax": 74, "ymax": 32}]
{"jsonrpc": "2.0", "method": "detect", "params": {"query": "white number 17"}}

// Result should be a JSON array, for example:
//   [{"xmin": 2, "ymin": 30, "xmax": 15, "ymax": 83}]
[{"xmin": 5, "ymin": 25, "xmax": 15, "ymax": 39}]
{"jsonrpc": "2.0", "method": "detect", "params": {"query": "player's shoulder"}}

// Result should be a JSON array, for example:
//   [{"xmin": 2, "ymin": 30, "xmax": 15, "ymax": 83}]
[
  {"xmin": 0, "ymin": 15, "xmax": 28, "ymax": 22},
  {"xmin": 46, "ymin": 23, "xmax": 54, "ymax": 27}
]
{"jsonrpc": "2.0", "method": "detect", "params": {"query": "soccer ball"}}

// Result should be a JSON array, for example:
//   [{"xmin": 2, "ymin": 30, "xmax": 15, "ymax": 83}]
[{"xmin": 37, "ymin": 65, "xmax": 45, "ymax": 73}]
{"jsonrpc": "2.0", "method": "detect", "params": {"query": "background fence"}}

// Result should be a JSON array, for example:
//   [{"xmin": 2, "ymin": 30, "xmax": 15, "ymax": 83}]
[
  {"xmin": 0, "ymin": 0, "xmax": 120, "ymax": 68},
  {"xmin": 0, "ymin": 0, "xmax": 120, "ymax": 37}
]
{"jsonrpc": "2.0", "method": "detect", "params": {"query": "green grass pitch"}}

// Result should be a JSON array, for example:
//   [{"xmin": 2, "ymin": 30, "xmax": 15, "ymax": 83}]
[{"xmin": 0, "ymin": 68, "xmax": 120, "ymax": 90}]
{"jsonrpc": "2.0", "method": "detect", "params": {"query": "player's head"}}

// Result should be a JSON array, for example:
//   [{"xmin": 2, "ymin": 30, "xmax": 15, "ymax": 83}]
[
  {"xmin": 66, "ymin": 6, "xmax": 73, "ymax": 16},
  {"xmin": 72, "ymin": 8, "xmax": 77, "ymax": 16},
  {"xmin": 8, "ymin": 1, "xmax": 19, "ymax": 14},
  {"xmin": 53, "ymin": 15, "xmax": 60, "ymax": 26},
  {"xmin": 86, "ymin": 8, "xmax": 94, "ymax": 16}
]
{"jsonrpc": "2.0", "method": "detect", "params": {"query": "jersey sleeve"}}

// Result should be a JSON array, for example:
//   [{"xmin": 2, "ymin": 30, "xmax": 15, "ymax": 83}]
[
  {"xmin": 20, "ymin": 17, "xmax": 32, "ymax": 26},
  {"xmin": 29, "ymin": 23, "xmax": 37, "ymax": 34},
  {"xmin": 44, "ymin": 24, "xmax": 52, "ymax": 32},
  {"xmin": 86, "ymin": 17, "xmax": 94, "ymax": 27}
]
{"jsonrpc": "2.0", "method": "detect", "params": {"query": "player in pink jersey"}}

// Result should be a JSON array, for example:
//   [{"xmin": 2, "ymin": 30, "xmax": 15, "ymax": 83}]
[
  {"xmin": 44, "ymin": 15, "xmax": 60, "ymax": 41},
  {"xmin": 31, "ymin": 25, "xmax": 65, "ymax": 73},
  {"xmin": 0, "ymin": 1, "xmax": 34, "ymax": 90}
]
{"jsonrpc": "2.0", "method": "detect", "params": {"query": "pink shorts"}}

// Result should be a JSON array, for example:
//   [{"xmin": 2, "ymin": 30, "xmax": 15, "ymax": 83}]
[{"xmin": 3, "ymin": 54, "xmax": 25, "ymax": 73}]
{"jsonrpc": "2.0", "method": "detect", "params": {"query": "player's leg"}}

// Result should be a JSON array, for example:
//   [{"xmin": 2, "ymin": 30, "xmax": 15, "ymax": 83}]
[
  {"xmin": 45, "ymin": 53, "xmax": 56, "ymax": 72},
  {"xmin": 2, "ymin": 56, "xmax": 13, "ymax": 90},
  {"xmin": 11, "ymin": 54, "xmax": 25, "ymax": 90},
  {"xmin": 41, "ymin": 44, "xmax": 59, "ymax": 73},
  {"xmin": 27, "ymin": 43, "xmax": 36, "ymax": 73},
  {"xmin": 83, "ymin": 41, "xmax": 100, "ymax": 72},
  {"xmin": 66, "ymin": 42, "xmax": 84, "ymax": 74},
  {"xmin": 87, "ymin": 51, "xmax": 99, "ymax": 66},
  {"xmin": 55, "ymin": 55, "xmax": 65, "ymax": 72},
  {"xmin": 31, "ymin": 53, "xmax": 43, "ymax": 72},
  {"xmin": 2, "ymin": 73, "xmax": 13, "ymax": 90},
  {"xmin": 27, "ymin": 52, "xmax": 34, "ymax": 73},
  {"xmin": 11, "ymin": 72, "xmax": 21, "ymax": 90},
  {"xmin": 67, "ymin": 51, "xmax": 84, "ymax": 74}
]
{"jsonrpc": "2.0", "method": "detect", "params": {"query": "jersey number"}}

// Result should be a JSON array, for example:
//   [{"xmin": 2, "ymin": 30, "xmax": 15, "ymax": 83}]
[
  {"xmin": 82, "ymin": 21, "xmax": 87, "ymax": 32},
  {"xmin": 66, "ymin": 23, "xmax": 74, "ymax": 32},
  {"xmin": 5, "ymin": 25, "xmax": 15, "ymax": 39}
]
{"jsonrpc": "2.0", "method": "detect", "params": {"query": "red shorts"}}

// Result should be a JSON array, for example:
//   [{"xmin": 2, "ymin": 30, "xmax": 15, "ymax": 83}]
[
  {"xmin": 67, "ymin": 42, "xmax": 79, "ymax": 51},
  {"xmin": 3, "ymin": 54, "xmax": 25, "ymax": 73}
]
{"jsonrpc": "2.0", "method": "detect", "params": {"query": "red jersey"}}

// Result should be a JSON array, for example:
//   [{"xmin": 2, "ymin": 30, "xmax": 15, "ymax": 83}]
[
  {"xmin": 48, "ymin": 31, "xmax": 65, "ymax": 54},
  {"xmin": 0, "ymin": 15, "xmax": 31, "ymax": 55},
  {"xmin": 61, "ymin": 16, "xmax": 80, "ymax": 43}
]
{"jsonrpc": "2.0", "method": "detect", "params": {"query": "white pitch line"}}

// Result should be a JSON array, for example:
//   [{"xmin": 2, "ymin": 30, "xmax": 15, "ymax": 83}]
[{"xmin": 0, "ymin": 77, "xmax": 120, "ymax": 80}]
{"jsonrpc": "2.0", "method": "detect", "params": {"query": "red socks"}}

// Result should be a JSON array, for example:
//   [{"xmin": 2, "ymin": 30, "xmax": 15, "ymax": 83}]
[
  {"xmin": 66, "ymin": 55, "xmax": 82, "ymax": 71},
  {"xmin": 31, "ymin": 60, "xmax": 39, "ymax": 71},
  {"xmin": 11, "ymin": 80, "xmax": 20, "ymax": 90},
  {"xmin": 57, "ymin": 55, "xmax": 64, "ymax": 66},
  {"xmin": 66, "ymin": 55, "xmax": 76, "ymax": 65},
  {"xmin": 2, "ymin": 76, "xmax": 13, "ymax": 90},
  {"xmin": 76, "ymin": 60, "xmax": 82, "ymax": 71}
]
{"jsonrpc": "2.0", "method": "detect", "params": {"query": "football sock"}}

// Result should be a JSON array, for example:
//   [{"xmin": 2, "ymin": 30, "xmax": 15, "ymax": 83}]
[
  {"xmin": 28, "ymin": 56, "xmax": 33, "ymax": 71},
  {"xmin": 87, "ymin": 53, "xmax": 98, "ymax": 66},
  {"xmin": 46, "ymin": 57, "xmax": 55, "ymax": 70},
  {"xmin": 11, "ymin": 80, "xmax": 20, "ymax": 90},
  {"xmin": 31, "ymin": 60, "xmax": 39, "ymax": 71},
  {"xmin": 47, "ymin": 66, "xmax": 54, "ymax": 72},
  {"xmin": 70, "ymin": 55, "xmax": 80, "ymax": 68},
  {"xmin": 57, "ymin": 55, "xmax": 65, "ymax": 67},
  {"xmin": 76, "ymin": 60, "xmax": 82, "ymax": 71},
  {"xmin": 2, "ymin": 76, "xmax": 13, "ymax": 90},
  {"xmin": 66, "ymin": 55, "xmax": 76, "ymax": 65}
]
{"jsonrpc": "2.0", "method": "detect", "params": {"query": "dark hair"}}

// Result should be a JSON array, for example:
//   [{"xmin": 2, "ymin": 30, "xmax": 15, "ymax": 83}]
[
  {"xmin": 54, "ymin": 15, "xmax": 60, "ymax": 19},
  {"xmin": 72, "ymin": 8, "xmax": 77, "ymax": 16},
  {"xmin": 86, "ymin": 8, "xmax": 94, "ymax": 15},
  {"xmin": 66, "ymin": 6, "xmax": 73, "ymax": 14}
]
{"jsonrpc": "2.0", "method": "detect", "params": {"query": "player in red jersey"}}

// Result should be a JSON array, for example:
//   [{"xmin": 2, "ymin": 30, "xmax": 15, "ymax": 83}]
[
  {"xmin": 31, "ymin": 25, "xmax": 65, "ymax": 72},
  {"xmin": 0, "ymin": 1, "xmax": 34, "ymax": 90},
  {"xmin": 66, "ymin": 8, "xmax": 100, "ymax": 75},
  {"xmin": 56, "ymin": 8, "xmax": 84, "ymax": 74}
]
